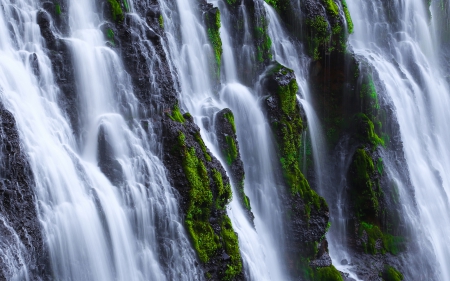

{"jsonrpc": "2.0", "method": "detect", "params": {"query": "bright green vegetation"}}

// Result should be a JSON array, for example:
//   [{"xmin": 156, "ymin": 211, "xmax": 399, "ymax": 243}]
[
  {"xmin": 301, "ymin": 264, "xmax": 343, "ymax": 281},
  {"xmin": 181, "ymin": 141, "xmax": 220, "ymax": 263},
  {"xmin": 158, "ymin": 14, "xmax": 164, "ymax": 28},
  {"xmin": 176, "ymin": 131, "xmax": 243, "ymax": 278},
  {"xmin": 224, "ymin": 111, "xmax": 236, "ymax": 134},
  {"xmin": 212, "ymin": 169, "xmax": 232, "ymax": 210},
  {"xmin": 221, "ymin": 216, "xmax": 243, "ymax": 280},
  {"xmin": 383, "ymin": 265, "xmax": 404, "ymax": 281},
  {"xmin": 195, "ymin": 133, "xmax": 212, "ymax": 162},
  {"xmin": 355, "ymin": 113, "xmax": 384, "ymax": 148},
  {"xmin": 341, "ymin": 0, "xmax": 354, "ymax": 33},
  {"xmin": 238, "ymin": 179, "xmax": 251, "ymax": 210},
  {"xmin": 107, "ymin": 0, "xmax": 124, "ymax": 22},
  {"xmin": 359, "ymin": 222, "xmax": 404, "ymax": 255},
  {"xmin": 55, "ymin": 3, "xmax": 61, "ymax": 15},
  {"xmin": 168, "ymin": 105, "xmax": 185, "ymax": 123},
  {"xmin": 224, "ymin": 136, "xmax": 238, "ymax": 165},
  {"xmin": 255, "ymin": 15, "xmax": 272, "ymax": 63},
  {"xmin": 123, "ymin": 0, "xmax": 130, "ymax": 12},
  {"xmin": 306, "ymin": 16, "xmax": 329, "ymax": 60},
  {"xmin": 313, "ymin": 266, "xmax": 344, "ymax": 281},
  {"xmin": 206, "ymin": 9, "xmax": 222, "ymax": 77},
  {"xmin": 324, "ymin": 0, "xmax": 339, "ymax": 16}
]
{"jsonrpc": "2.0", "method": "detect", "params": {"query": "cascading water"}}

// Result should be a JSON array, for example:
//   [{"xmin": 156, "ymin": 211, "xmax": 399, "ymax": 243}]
[
  {"xmin": 160, "ymin": 0, "xmax": 291, "ymax": 279},
  {"xmin": 0, "ymin": 0, "xmax": 199, "ymax": 280},
  {"xmin": 346, "ymin": 0, "xmax": 450, "ymax": 279}
]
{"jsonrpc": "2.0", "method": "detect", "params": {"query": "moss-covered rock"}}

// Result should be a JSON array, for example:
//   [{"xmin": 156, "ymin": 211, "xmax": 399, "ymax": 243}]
[
  {"xmin": 203, "ymin": 4, "xmax": 222, "ymax": 79},
  {"xmin": 215, "ymin": 108, "xmax": 254, "ymax": 223},
  {"xmin": 162, "ymin": 111, "xmax": 244, "ymax": 280},
  {"xmin": 262, "ymin": 62, "xmax": 330, "ymax": 278}
]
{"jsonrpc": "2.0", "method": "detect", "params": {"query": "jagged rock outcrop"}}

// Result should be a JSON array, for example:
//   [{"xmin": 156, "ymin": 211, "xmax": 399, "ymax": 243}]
[
  {"xmin": 0, "ymin": 102, "xmax": 49, "ymax": 280},
  {"xmin": 161, "ymin": 108, "xmax": 244, "ymax": 281},
  {"xmin": 215, "ymin": 108, "xmax": 254, "ymax": 223},
  {"xmin": 261, "ymin": 62, "xmax": 338, "ymax": 279}
]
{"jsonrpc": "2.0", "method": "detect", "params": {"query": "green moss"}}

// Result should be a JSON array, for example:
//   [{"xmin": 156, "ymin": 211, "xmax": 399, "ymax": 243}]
[
  {"xmin": 168, "ymin": 105, "xmax": 185, "ymax": 123},
  {"xmin": 212, "ymin": 169, "xmax": 232, "ymax": 210},
  {"xmin": 107, "ymin": 0, "xmax": 124, "ymax": 22},
  {"xmin": 383, "ymin": 265, "xmax": 404, "ymax": 281},
  {"xmin": 376, "ymin": 158, "xmax": 383, "ymax": 174},
  {"xmin": 314, "ymin": 265, "xmax": 344, "ymax": 281},
  {"xmin": 182, "ymin": 146, "xmax": 220, "ymax": 262},
  {"xmin": 359, "ymin": 222, "xmax": 404, "ymax": 255},
  {"xmin": 355, "ymin": 113, "xmax": 384, "ymax": 148},
  {"xmin": 225, "ymin": 0, "xmax": 237, "ymax": 5},
  {"xmin": 224, "ymin": 136, "xmax": 238, "ymax": 165},
  {"xmin": 55, "ymin": 3, "xmax": 61, "ymax": 15},
  {"xmin": 106, "ymin": 28, "xmax": 115, "ymax": 45},
  {"xmin": 224, "ymin": 111, "xmax": 236, "ymax": 134},
  {"xmin": 341, "ymin": 0, "xmax": 354, "ymax": 33},
  {"xmin": 350, "ymin": 148, "xmax": 380, "ymax": 218},
  {"xmin": 221, "ymin": 216, "xmax": 243, "ymax": 280},
  {"xmin": 263, "ymin": 0, "xmax": 290, "ymax": 14},
  {"xmin": 158, "ymin": 14, "xmax": 164, "ymax": 29},
  {"xmin": 254, "ymin": 17, "xmax": 272, "ymax": 63},
  {"xmin": 205, "ymin": 9, "xmax": 222, "ymax": 78},
  {"xmin": 122, "ymin": 0, "xmax": 130, "ymax": 12},
  {"xmin": 324, "ymin": 0, "xmax": 339, "ymax": 16},
  {"xmin": 306, "ymin": 16, "xmax": 330, "ymax": 60},
  {"xmin": 195, "ymin": 133, "xmax": 212, "ymax": 162}
]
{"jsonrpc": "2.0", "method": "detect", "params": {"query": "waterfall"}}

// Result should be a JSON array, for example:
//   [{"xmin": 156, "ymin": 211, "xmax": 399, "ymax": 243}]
[
  {"xmin": 0, "ymin": 0, "xmax": 198, "ymax": 279},
  {"xmin": 159, "ymin": 0, "xmax": 292, "ymax": 279},
  {"xmin": 347, "ymin": 0, "xmax": 450, "ymax": 278}
]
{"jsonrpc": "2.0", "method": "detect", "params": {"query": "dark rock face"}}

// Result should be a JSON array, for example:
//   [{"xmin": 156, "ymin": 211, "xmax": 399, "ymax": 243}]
[
  {"xmin": 0, "ymin": 102, "xmax": 49, "ymax": 280},
  {"xmin": 36, "ymin": 8, "xmax": 79, "ymax": 137},
  {"xmin": 97, "ymin": 125, "xmax": 124, "ymax": 187},
  {"xmin": 104, "ymin": 0, "xmax": 178, "ymax": 113},
  {"xmin": 215, "ymin": 108, "xmax": 254, "ymax": 223},
  {"xmin": 161, "ymin": 113, "xmax": 244, "ymax": 281}
]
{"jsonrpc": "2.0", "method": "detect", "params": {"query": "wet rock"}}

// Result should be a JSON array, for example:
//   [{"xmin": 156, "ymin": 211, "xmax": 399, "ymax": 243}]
[
  {"xmin": 161, "ymin": 112, "xmax": 244, "ymax": 281},
  {"xmin": 215, "ymin": 108, "xmax": 254, "ymax": 224},
  {"xmin": 0, "ymin": 102, "xmax": 49, "ymax": 280},
  {"xmin": 341, "ymin": 259, "xmax": 349, "ymax": 265},
  {"xmin": 97, "ymin": 125, "xmax": 124, "ymax": 187}
]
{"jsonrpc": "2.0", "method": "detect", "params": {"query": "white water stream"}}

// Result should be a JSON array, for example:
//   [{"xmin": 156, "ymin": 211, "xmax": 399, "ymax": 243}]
[
  {"xmin": 0, "ymin": 0, "xmax": 198, "ymax": 280},
  {"xmin": 347, "ymin": 0, "xmax": 450, "ymax": 279}
]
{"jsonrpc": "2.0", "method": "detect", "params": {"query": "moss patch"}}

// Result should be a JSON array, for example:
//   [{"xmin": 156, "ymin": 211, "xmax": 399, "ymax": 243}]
[
  {"xmin": 358, "ymin": 222, "xmax": 405, "ymax": 255},
  {"xmin": 383, "ymin": 265, "xmax": 404, "ymax": 281},
  {"xmin": 223, "ymin": 111, "xmax": 236, "ymax": 134},
  {"xmin": 181, "ymin": 142, "xmax": 220, "ymax": 263},
  {"xmin": 224, "ymin": 136, "xmax": 238, "ymax": 165},
  {"xmin": 55, "ymin": 3, "xmax": 62, "ymax": 15},
  {"xmin": 221, "ymin": 216, "xmax": 243, "ymax": 280},
  {"xmin": 212, "ymin": 169, "xmax": 232, "ymax": 210},
  {"xmin": 205, "ymin": 9, "xmax": 222, "ymax": 78},
  {"xmin": 195, "ymin": 132, "xmax": 212, "ymax": 162},
  {"xmin": 167, "ymin": 105, "xmax": 185, "ymax": 123},
  {"xmin": 158, "ymin": 14, "xmax": 164, "ymax": 29},
  {"xmin": 355, "ymin": 113, "xmax": 384, "ymax": 148},
  {"xmin": 107, "ymin": 0, "xmax": 124, "ymax": 22},
  {"xmin": 306, "ymin": 16, "xmax": 330, "ymax": 60},
  {"xmin": 314, "ymin": 265, "xmax": 344, "ymax": 281},
  {"xmin": 341, "ymin": 0, "xmax": 354, "ymax": 33}
]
